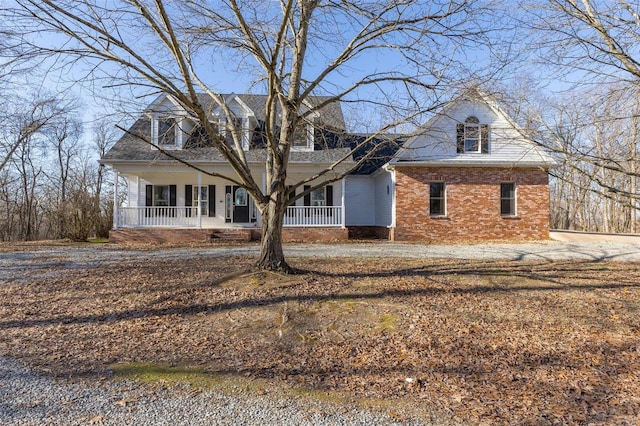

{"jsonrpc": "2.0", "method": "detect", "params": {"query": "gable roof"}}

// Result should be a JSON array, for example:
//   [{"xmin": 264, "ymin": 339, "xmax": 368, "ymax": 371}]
[
  {"xmin": 197, "ymin": 93, "xmax": 346, "ymax": 131},
  {"xmin": 390, "ymin": 89, "xmax": 557, "ymax": 168},
  {"xmin": 101, "ymin": 117, "xmax": 353, "ymax": 165},
  {"xmin": 102, "ymin": 93, "xmax": 351, "ymax": 166}
]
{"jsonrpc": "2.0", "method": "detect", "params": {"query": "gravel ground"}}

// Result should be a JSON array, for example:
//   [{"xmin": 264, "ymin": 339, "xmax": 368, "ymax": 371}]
[
  {"xmin": 1, "ymin": 237, "xmax": 639, "ymax": 425},
  {"xmin": 0, "ymin": 356, "xmax": 423, "ymax": 426}
]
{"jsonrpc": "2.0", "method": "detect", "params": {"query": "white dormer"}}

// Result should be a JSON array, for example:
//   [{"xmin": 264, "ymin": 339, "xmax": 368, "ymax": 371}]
[
  {"xmin": 290, "ymin": 101, "xmax": 319, "ymax": 151},
  {"xmin": 210, "ymin": 94, "xmax": 254, "ymax": 150},
  {"xmin": 147, "ymin": 95, "xmax": 192, "ymax": 149}
]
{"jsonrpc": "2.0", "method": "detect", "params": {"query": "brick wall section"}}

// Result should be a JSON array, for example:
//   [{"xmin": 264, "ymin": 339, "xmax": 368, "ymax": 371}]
[
  {"xmin": 347, "ymin": 226, "xmax": 391, "ymax": 240},
  {"xmin": 393, "ymin": 166, "xmax": 550, "ymax": 242},
  {"xmin": 109, "ymin": 227, "xmax": 347, "ymax": 244},
  {"xmin": 109, "ymin": 228, "xmax": 219, "ymax": 244},
  {"xmin": 281, "ymin": 227, "xmax": 348, "ymax": 243}
]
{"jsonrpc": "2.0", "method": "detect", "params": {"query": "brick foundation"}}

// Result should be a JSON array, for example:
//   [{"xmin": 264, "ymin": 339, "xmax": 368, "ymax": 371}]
[
  {"xmin": 393, "ymin": 166, "xmax": 550, "ymax": 242},
  {"xmin": 109, "ymin": 228, "xmax": 217, "ymax": 244},
  {"xmin": 281, "ymin": 227, "xmax": 349, "ymax": 243},
  {"xmin": 109, "ymin": 227, "xmax": 347, "ymax": 244},
  {"xmin": 348, "ymin": 226, "xmax": 391, "ymax": 240}
]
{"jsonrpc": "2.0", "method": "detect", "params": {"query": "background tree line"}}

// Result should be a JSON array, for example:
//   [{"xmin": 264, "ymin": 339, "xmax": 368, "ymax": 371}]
[{"xmin": 0, "ymin": 90, "xmax": 115, "ymax": 241}]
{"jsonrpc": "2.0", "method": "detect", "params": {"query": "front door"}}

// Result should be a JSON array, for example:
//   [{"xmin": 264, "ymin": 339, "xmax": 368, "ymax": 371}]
[{"xmin": 231, "ymin": 186, "xmax": 249, "ymax": 223}]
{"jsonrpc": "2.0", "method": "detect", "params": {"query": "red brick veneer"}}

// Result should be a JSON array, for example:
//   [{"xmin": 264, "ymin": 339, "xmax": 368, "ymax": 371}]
[
  {"xmin": 281, "ymin": 227, "xmax": 348, "ymax": 243},
  {"xmin": 393, "ymin": 166, "xmax": 550, "ymax": 242},
  {"xmin": 109, "ymin": 227, "xmax": 348, "ymax": 244}
]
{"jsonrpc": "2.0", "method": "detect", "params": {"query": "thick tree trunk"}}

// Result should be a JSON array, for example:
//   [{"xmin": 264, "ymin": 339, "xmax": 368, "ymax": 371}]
[{"xmin": 256, "ymin": 194, "xmax": 292, "ymax": 273}]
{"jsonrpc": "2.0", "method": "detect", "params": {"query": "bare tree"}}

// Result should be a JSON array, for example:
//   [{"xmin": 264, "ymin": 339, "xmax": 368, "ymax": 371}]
[
  {"xmin": 44, "ymin": 114, "xmax": 83, "ymax": 239},
  {"xmin": 3, "ymin": 0, "xmax": 504, "ymax": 270},
  {"xmin": 526, "ymin": 85, "xmax": 640, "ymax": 233},
  {"xmin": 93, "ymin": 119, "xmax": 118, "ymax": 238},
  {"xmin": 523, "ymin": 0, "xmax": 640, "ymax": 85},
  {"xmin": 0, "ymin": 98, "xmax": 61, "ymax": 173},
  {"xmin": 510, "ymin": 1, "xmax": 640, "ymax": 232}
]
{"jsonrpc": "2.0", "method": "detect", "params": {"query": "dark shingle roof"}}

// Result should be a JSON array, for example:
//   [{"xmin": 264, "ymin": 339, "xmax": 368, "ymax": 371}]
[
  {"xmin": 198, "ymin": 93, "xmax": 346, "ymax": 131},
  {"xmin": 102, "ymin": 94, "xmax": 404, "ymax": 174},
  {"xmin": 101, "ymin": 118, "xmax": 354, "ymax": 164}
]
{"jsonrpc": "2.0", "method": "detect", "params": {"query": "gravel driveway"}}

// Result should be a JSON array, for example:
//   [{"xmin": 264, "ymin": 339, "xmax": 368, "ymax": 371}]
[{"xmin": 2, "ymin": 236, "xmax": 639, "ymax": 425}]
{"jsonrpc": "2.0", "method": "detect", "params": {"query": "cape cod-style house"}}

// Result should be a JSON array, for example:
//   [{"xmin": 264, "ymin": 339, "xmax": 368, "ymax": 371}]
[{"xmin": 100, "ymin": 90, "xmax": 556, "ymax": 243}]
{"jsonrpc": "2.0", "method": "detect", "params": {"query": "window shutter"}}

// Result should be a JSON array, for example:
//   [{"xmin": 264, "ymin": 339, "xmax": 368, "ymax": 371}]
[
  {"xmin": 145, "ymin": 185, "xmax": 153, "ymax": 206},
  {"xmin": 326, "ymin": 185, "xmax": 333, "ymax": 206},
  {"xmin": 185, "ymin": 185, "xmax": 193, "ymax": 217},
  {"xmin": 456, "ymin": 123, "xmax": 464, "ymax": 153},
  {"xmin": 326, "ymin": 185, "xmax": 334, "ymax": 217},
  {"xmin": 286, "ymin": 186, "xmax": 296, "ymax": 205},
  {"xmin": 304, "ymin": 185, "xmax": 311, "ymax": 216},
  {"xmin": 481, "ymin": 124, "xmax": 489, "ymax": 154},
  {"xmin": 304, "ymin": 185, "xmax": 311, "ymax": 206},
  {"xmin": 185, "ymin": 185, "xmax": 193, "ymax": 206},
  {"xmin": 208, "ymin": 185, "xmax": 216, "ymax": 217},
  {"xmin": 169, "ymin": 185, "xmax": 177, "ymax": 206}
]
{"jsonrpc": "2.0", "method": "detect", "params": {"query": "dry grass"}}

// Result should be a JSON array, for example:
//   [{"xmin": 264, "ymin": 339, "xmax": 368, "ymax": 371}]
[{"xmin": 1, "ymin": 251, "xmax": 639, "ymax": 424}]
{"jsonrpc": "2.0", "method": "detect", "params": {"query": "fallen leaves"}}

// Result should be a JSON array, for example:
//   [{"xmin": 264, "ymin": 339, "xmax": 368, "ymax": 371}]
[{"xmin": 0, "ymin": 253, "xmax": 639, "ymax": 424}]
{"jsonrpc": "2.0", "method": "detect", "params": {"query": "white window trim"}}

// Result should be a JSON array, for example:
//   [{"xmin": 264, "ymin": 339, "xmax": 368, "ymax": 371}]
[
  {"xmin": 429, "ymin": 181, "xmax": 447, "ymax": 217},
  {"xmin": 500, "ymin": 182, "xmax": 517, "ymax": 216},
  {"xmin": 215, "ymin": 115, "xmax": 250, "ymax": 151},
  {"xmin": 151, "ymin": 115, "xmax": 182, "ymax": 149},
  {"xmin": 310, "ymin": 186, "xmax": 326, "ymax": 207},
  {"xmin": 290, "ymin": 123, "xmax": 315, "ymax": 151},
  {"xmin": 464, "ymin": 117, "xmax": 481, "ymax": 154},
  {"xmin": 193, "ymin": 185, "xmax": 209, "ymax": 217}
]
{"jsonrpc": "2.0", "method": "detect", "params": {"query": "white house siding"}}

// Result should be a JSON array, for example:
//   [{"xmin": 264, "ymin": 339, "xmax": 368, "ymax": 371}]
[
  {"xmin": 344, "ymin": 176, "xmax": 375, "ymax": 226},
  {"xmin": 128, "ymin": 172, "xmax": 250, "ymax": 227},
  {"xmin": 395, "ymin": 100, "xmax": 552, "ymax": 166},
  {"xmin": 374, "ymin": 170, "xmax": 393, "ymax": 227},
  {"xmin": 286, "ymin": 173, "xmax": 344, "ymax": 207},
  {"xmin": 125, "ymin": 175, "xmax": 139, "ymax": 208}
]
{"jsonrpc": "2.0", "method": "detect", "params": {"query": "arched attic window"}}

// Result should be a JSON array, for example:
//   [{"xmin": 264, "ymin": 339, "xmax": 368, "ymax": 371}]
[{"xmin": 456, "ymin": 116, "xmax": 489, "ymax": 154}]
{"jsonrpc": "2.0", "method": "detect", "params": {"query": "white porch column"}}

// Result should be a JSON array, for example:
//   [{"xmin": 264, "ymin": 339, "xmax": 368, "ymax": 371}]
[
  {"xmin": 112, "ymin": 170, "xmax": 119, "ymax": 230},
  {"xmin": 197, "ymin": 172, "xmax": 202, "ymax": 229},
  {"xmin": 390, "ymin": 167, "xmax": 396, "ymax": 228},
  {"xmin": 340, "ymin": 178, "xmax": 346, "ymax": 228}
]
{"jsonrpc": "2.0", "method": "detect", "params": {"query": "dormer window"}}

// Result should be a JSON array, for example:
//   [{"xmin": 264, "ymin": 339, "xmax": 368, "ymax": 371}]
[
  {"xmin": 457, "ymin": 116, "xmax": 489, "ymax": 154},
  {"xmin": 291, "ymin": 121, "xmax": 314, "ymax": 151},
  {"xmin": 152, "ymin": 116, "xmax": 178, "ymax": 147}
]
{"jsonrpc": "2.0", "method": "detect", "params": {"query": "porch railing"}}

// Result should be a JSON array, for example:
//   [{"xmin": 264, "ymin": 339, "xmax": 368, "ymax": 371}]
[
  {"xmin": 118, "ymin": 207, "xmax": 199, "ymax": 228},
  {"xmin": 283, "ymin": 206, "xmax": 343, "ymax": 227},
  {"xmin": 116, "ymin": 205, "xmax": 344, "ymax": 228}
]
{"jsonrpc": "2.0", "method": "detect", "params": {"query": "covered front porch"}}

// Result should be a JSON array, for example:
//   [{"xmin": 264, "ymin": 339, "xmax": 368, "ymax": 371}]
[{"xmin": 111, "ymin": 166, "xmax": 347, "ymax": 231}]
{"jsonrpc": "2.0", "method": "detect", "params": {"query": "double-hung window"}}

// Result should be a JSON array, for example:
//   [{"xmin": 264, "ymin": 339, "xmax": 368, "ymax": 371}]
[
  {"xmin": 193, "ymin": 186, "xmax": 208, "ymax": 216},
  {"xmin": 457, "ymin": 116, "xmax": 489, "ymax": 154},
  {"xmin": 429, "ymin": 182, "xmax": 446, "ymax": 216},
  {"xmin": 310, "ymin": 188, "xmax": 326, "ymax": 207},
  {"xmin": 153, "ymin": 185, "xmax": 170, "ymax": 206},
  {"xmin": 500, "ymin": 182, "xmax": 516, "ymax": 216},
  {"xmin": 156, "ymin": 118, "xmax": 177, "ymax": 146}
]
